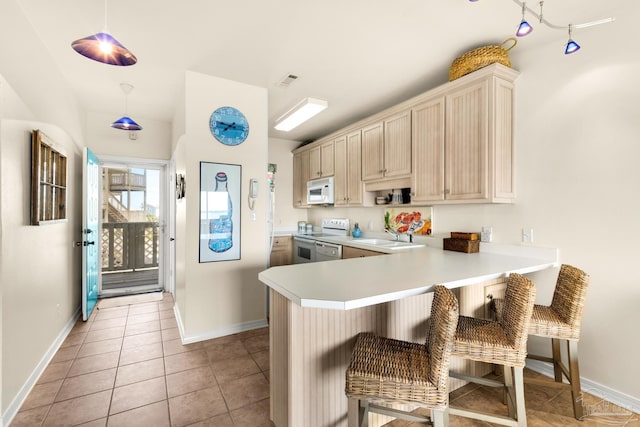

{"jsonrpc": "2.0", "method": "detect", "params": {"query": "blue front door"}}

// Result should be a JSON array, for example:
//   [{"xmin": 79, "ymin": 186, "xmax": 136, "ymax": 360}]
[{"xmin": 82, "ymin": 147, "xmax": 99, "ymax": 321}]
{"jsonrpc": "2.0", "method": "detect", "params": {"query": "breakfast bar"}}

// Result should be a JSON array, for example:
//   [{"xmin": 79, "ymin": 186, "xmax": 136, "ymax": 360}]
[{"xmin": 258, "ymin": 245, "xmax": 557, "ymax": 427}]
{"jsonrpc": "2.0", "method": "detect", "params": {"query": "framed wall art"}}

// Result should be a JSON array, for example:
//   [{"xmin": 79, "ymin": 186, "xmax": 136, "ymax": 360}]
[
  {"xmin": 31, "ymin": 130, "xmax": 68, "ymax": 225},
  {"xmin": 199, "ymin": 162, "xmax": 241, "ymax": 262}
]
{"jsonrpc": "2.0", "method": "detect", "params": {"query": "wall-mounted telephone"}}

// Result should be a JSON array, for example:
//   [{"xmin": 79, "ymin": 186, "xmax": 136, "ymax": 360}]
[{"xmin": 248, "ymin": 178, "xmax": 258, "ymax": 220}]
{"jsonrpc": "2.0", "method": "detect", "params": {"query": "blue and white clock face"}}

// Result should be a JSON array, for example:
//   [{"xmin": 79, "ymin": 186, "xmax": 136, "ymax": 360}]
[{"xmin": 209, "ymin": 106, "xmax": 249, "ymax": 146}]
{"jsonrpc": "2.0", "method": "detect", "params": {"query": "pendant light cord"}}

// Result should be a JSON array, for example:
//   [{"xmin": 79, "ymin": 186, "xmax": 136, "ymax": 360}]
[{"xmin": 103, "ymin": 0, "xmax": 108, "ymax": 32}]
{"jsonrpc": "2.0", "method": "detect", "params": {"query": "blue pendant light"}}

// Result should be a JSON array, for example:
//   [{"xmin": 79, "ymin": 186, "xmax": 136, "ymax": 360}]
[
  {"xmin": 112, "ymin": 83, "xmax": 143, "ymax": 131},
  {"xmin": 516, "ymin": 2, "xmax": 533, "ymax": 37},
  {"xmin": 71, "ymin": 0, "xmax": 137, "ymax": 66},
  {"xmin": 564, "ymin": 24, "xmax": 581, "ymax": 54}
]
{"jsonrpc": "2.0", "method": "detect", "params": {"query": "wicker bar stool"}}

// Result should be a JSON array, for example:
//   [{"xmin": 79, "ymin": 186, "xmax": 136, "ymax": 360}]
[
  {"xmin": 492, "ymin": 264, "xmax": 590, "ymax": 420},
  {"xmin": 345, "ymin": 285, "xmax": 459, "ymax": 427},
  {"xmin": 449, "ymin": 273, "xmax": 536, "ymax": 427}
]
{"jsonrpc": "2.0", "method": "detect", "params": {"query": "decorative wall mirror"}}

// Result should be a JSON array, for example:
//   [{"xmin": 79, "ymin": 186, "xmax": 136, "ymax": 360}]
[{"xmin": 31, "ymin": 130, "xmax": 68, "ymax": 225}]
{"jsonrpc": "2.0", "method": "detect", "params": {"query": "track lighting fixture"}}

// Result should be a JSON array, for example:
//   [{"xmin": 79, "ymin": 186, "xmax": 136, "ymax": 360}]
[{"xmin": 469, "ymin": 0, "xmax": 614, "ymax": 55}]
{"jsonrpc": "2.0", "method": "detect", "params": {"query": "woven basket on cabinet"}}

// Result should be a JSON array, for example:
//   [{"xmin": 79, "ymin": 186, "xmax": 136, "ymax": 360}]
[{"xmin": 449, "ymin": 37, "xmax": 517, "ymax": 81}]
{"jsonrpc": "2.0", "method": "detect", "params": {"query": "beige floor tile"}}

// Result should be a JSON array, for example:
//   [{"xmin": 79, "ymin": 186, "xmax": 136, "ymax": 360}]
[
  {"xmin": 219, "ymin": 372, "xmax": 269, "ymax": 411},
  {"xmin": 160, "ymin": 317, "xmax": 178, "ymax": 330},
  {"xmin": 205, "ymin": 340, "xmax": 249, "ymax": 363},
  {"xmin": 124, "ymin": 320, "xmax": 161, "ymax": 336},
  {"xmin": 107, "ymin": 400, "xmax": 170, "ymax": 427},
  {"xmin": 119, "ymin": 342, "xmax": 163, "ymax": 366},
  {"xmin": 230, "ymin": 398, "xmax": 274, "ymax": 427},
  {"xmin": 20, "ymin": 380, "xmax": 63, "ymax": 410},
  {"xmin": 122, "ymin": 330, "xmax": 162, "ymax": 348},
  {"xmin": 127, "ymin": 312, "xmax": 160, "ymax": 325},
  {"xmin": 60, "ymin": 331, "xmax": 86, "ymax": 348},
  {"xmin": 90, "ymin": 317, "xmax": 127, "ymax": 331},
  {"xmin": 210, "ymin": 355, "xmax": 260, "ymax": 384},
  {"xmin": 114, "ymin": 357, "xmax": 165, "ymax": 388},
  {"xmin": 109, "ymin": 376, "xmax": 167, "ymax": 415},
  {"xmin": 128, "ymin": 303, "xmax": 160, "ymax": 316},
  {"xmin": 164, "ymin": 349, "xmax": 209, "ymax": 375},
  {"xmin": 76, "ymin": 418, "xmax": 107, "ymax": 427},
  {"xmin": 93, "ymin": 307, "xmax": 129, "ymax": 321},
  {"xmin": 185, "ymin": 413, "xmax": 234, "ymax": 426},
  {"xmin": 161, "ymin": 327, "xmax": 181, "ymax": 342},
  {"xmin": 84, "ymin": 326, "xmax": 125, "ymax": 343},
  {"xmin": 168, "ymin": 386, "xmax": 228, "ymax": 427},
  {"xmin": 158, "ymin": 302, "xmax": 175, "ymax": 311},
  {"xmin": 10, "ymin": 405, "xmax": 50, "ymax": 427},
  {"xmin": 43, "ymin": 390, "xmax": 111, "ymax": 427},
  {"xmin": 166, "ymin": 366, "xmax": 217, "ymax": 398},
  {"xmin": 51, "ymin": 345, "xmax": 80, "ymax": 364},
  {"xmin": 162, "ymin": 338, "xmax": 203, "ymax": 356},
  {"xmin": 55, "ymin": 369, "xmax": 116, "ymax": 402},
  {"xmin": 67, "ymin": 351, "xmax": 120, "ymax": 377},
  {"xmin": 159, "ymin": 309, "xmax": 175, "ymax": 320},
  {"xmin": 76, "ymin": 338, "xmax": 122, "ymax": 359},
  {"xmin": 251, "ymin": 349, "xmax": 269, "ymax": 372},
  {"xmin": 37, "ymin": 360, "xmax": 73, "ymax": 384},
  {"xmin": 242, "ymin": 333, "xmax": 269, "ymax": 354}
]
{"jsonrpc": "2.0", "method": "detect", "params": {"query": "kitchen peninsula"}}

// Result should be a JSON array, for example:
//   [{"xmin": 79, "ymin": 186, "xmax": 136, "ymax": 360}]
[{"xmin": 258, "ymin": 244, "xmax": 557, "ymax": 427}]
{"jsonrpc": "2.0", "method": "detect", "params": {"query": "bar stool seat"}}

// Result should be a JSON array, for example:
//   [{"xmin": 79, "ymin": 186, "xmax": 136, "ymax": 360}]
[
  {"xmin": 449, "ymin": 273, "xmax": 536, "ymax": 427},
  {"xmin": 345, "ymin": 285, "xmax": 459, "ymax": 427},
  {"xmin": 492, "ymin": 264, "xmax": 589, "ymax": 420}
]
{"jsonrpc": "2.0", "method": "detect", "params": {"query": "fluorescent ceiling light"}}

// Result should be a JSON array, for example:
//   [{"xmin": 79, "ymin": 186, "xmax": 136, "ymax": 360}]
[{"xmin": 274, "ymin": 97, "xmax": 328, "ymax": 131}]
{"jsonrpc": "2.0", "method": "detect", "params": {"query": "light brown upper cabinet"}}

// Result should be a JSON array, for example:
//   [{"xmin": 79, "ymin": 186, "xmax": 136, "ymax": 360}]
[
  {"xmin": 412, "ymin": 68, "xmax": 516, "ymax": 204},
  {"xmin": 334, "ymin": 130, "xmax": 373, "ymax": 206},
  {"xmin": 292, "ymin": 150, "xmax": 310, "ymax": 208},
  {"xmin": 308, "ymin": 140, "xmax": 334, "ymax": 179},
  {"xmin": 361, "ymin": 110, "xmax": 411, "ymax": 183}
]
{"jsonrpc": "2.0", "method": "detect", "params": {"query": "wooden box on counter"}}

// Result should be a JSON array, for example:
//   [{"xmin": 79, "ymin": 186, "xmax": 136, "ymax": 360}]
[{"xmin": 443, "ymin": 237, "xmax": 480, "ymax": 253}]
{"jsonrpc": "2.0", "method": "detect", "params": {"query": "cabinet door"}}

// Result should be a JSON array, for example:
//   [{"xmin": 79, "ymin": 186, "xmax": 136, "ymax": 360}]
[
  {"xmin": 333, "ymin": 136, "xmax": 348, "ymax": 206},
  {"xmin": 445, "ymin": 80, "xmax": 489, "ymax": 200},
  {"xmin": 342, "ymin": 246, "xmax": 384, "ymax": 259},
  {"xmin": 320, "ymin": 141, "xmax": 335, "ymax": 177},
  {"xmin": 361, "ymin": 122, "xmax": 384, "ymax": 181},
  {"xmin": 292, "ymin": 151, "xmax": 310, "ymax": 207},
  {"xmin": 309, "ymin": 146, "xmax": 322, "ymax": 179},
  {"xmin": 412, "ymin": 97, "xmax": 445, "ymax": 203},
  {"xmin": 270, "ymin": 236, "xmax": 293, "ymax": 266},
  {"xmin": 383, "ymin": 110, "xmax": 412, "ymax": 178},
  {"xmin": 346, "ymin": 130, "xmax": 363, "ymax": 205}
]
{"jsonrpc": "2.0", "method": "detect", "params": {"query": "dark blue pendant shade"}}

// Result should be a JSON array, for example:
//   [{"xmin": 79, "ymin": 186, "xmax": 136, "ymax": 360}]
[
  {"xmin": 111, "ymin": 116, "xmax": 142, "ymax": 131},
  {"xmin": 71, "ymin": 32, "xmax": 137, "ymax": 66},
  {"xmin": 565, "ymin": 39, "xmax": 581, "ymax": 54},
  {"xmin": 516, "ymin": 20, "xmax": 533, "ymax": 37}
]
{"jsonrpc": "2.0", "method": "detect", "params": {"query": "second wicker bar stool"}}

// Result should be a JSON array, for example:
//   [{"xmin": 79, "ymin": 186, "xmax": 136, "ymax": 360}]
[
  {"xmin": 449, "ymin": 273, "xmax": 536, "ymax": 427},
  {"xmin": 492, "ymin": 264, "xmax": 590, "ymax": 420},
  {"xmin": 345, "ymin": 285, "xmax": 459, "ymax": 427}
]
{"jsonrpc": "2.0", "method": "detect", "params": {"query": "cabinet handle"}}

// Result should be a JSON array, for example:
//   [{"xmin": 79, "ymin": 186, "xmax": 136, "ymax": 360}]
[{"xmin": 444, "ymin": 189, "xmax": 450, "ymax": 195}]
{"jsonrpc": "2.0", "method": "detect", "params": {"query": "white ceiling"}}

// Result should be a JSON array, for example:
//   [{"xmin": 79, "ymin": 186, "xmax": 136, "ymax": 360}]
[{"xmin": 15, "ymin": 0, "xmax": 618, "ymax": 143}]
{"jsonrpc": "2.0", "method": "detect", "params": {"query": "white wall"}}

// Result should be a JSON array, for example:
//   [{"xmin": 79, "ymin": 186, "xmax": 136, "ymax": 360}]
[
  {"xmin": 86, "ymin": 111, "xmax": 172, "ymax": 160},
  {"xmin": 174, "ymin": 71, "xmax": 268, "ymax": 340},
  {"xmin": 0, "ymin": 119, "xmax": 82, "ymax": 418},
  {"xmin": 305, "ymin": 12, "xmax": 640, "ymax": 401}
]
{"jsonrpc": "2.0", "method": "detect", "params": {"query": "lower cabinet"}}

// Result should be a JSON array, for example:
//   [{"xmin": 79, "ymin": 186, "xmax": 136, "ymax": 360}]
[
  {"xmin": 270, "ymin": 236, "xmax": 293, "ymax": 266},
  {"xmin": 342, "ymin": 246, "xmax": 384, "ymax": 259}
]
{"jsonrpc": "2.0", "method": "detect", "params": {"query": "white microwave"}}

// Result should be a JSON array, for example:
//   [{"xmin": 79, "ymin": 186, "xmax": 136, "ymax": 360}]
[{"xmin": 307, "ymin": 177, "xmax": 334, "ymax": 205}]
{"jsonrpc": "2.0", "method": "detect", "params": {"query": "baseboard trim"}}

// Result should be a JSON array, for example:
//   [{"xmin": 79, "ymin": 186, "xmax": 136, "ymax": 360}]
[
  {"xmin": 526, "ymin": 359, "xmax": 640, "ymax": 414},
  {"xmin": 172, "ymin": 303, "xmax": 268, "ymax": 344},
  {"xmin": 1, "ymin": 307, "xmax": 81, "ymax": 427}
]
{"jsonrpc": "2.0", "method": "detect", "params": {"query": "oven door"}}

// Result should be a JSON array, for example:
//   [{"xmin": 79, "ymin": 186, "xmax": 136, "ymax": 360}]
[{"xmin": 293, "ymin": 237, "xmax": 316, "ymax": 264}]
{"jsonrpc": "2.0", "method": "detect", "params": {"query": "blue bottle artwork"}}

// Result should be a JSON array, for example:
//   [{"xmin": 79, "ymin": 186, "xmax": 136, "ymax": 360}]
[{"xmin": 208, "ymin": 172, "xmax": 233, "ymax": 253}]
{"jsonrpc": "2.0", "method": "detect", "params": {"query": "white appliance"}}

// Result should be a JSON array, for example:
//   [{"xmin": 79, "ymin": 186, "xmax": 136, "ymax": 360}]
[
  {"xmin": 307, "ymin": 177, "xmax": 335, "ymax": 205},
  {"xmin": 292, "ymin": 218, "xmax": 349, "ymax": 264}
]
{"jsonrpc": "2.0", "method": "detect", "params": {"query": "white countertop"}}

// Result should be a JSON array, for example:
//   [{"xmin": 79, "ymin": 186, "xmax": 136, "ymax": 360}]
[{"xmin": 259, "ymin": 245, "xmax": 558, "ymax": 310}]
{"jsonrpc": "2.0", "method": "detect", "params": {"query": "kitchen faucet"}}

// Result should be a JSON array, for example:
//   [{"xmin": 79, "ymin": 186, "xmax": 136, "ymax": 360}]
[{"xmin": 385, "ymin": 227, "xmax": 414, "ymax": 243}]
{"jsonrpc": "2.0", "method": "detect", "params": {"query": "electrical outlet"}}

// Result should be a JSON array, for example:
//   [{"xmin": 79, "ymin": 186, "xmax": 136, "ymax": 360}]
[
  {"xmin": 522, "ymin": 228, "xmax": 534, "ymax": 243},
  {"xmin": 481, "ymin": 226, "xmax": 493, "ymax": 242}
]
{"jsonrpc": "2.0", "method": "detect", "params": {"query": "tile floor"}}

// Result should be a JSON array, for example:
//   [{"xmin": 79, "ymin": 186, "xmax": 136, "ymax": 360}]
[{"xmin": 9, "ymin": 292, "xmax": 639, "ymax": 427}]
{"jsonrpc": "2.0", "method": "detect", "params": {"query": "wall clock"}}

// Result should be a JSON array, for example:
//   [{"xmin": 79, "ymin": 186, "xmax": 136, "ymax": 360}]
[{"xmin": 209, "ymin": 106, "xmax": 249, "ymax": 146}]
